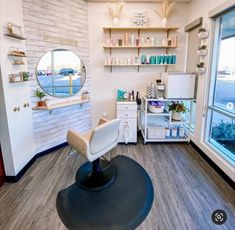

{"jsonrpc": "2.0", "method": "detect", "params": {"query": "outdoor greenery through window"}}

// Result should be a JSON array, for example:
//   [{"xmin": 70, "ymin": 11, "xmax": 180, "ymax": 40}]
[{"xmin": 206, "ymin": 9, "xmax": 235, "ymax": 165}]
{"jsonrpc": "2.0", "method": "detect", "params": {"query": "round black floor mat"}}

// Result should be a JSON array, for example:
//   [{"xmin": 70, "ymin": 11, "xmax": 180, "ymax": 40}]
[{"xmin": 56, "ymin": 155, "xmax": 154, "ymax": 230}]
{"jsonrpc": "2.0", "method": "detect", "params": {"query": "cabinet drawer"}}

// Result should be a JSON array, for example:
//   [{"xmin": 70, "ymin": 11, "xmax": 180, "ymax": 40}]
[
  {"xmin": 117, "ymin": 110, "xmax": 137, "ymax": 118},
  {"xmin": 117, "ymin": 104, "xmax": 137, "ymax": 111}
]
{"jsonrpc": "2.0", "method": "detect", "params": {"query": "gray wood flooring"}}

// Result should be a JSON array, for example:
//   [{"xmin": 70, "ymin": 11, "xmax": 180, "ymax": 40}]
[{"xmin": 0, "ymin": 141, "xmax": 234, "ymax": 230}]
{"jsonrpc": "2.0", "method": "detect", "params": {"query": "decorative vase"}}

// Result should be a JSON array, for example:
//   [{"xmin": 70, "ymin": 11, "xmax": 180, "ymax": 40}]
[
  {"xmin": 161, "ymin": 18, "xmax": 167, "ymax": 27},
  {"xmin": 113, "ymin": 17, "xmax": 119, "ymax": 26},
  {"xmin": 172, "ymin": 112, "xmax": 182, "ymax": 121}
]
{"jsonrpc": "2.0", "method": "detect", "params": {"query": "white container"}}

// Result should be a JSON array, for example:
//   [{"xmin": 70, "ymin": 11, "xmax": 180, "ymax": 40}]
[
  {"xmin": 165, "ymin": 128, "xmax": 170, "ymax": 137},
  {"xmin": 179, "ymin": 127, "xmax": 185, "ymax": 137},
  {"xmin": 196, "ymin": 67, "xmax": 206, "ymax": 74},
  {"xmin": 198, "ymin": 31, "xmax": 209, "ymax": 39},
  {"xmin": 161, "ymin": 72, "xmax": 196, "ymax": 99},
  {"xmin": 147, "ymin": 126, "xmax": 165, "ymax": 139},
  {"xmin": 148, "ymin": 103, "xmax": 164, "ymax": 113},
  {"xmin": 171, "ymin": 128, "xmax": 177, "ymax": 137},
  {"xmin": 197, "ymin": 49, "xmax": 208, "ymax": 56},
  {"xmin": 172, "ymin": 112, "xmax": 182, "ymax": 121}
]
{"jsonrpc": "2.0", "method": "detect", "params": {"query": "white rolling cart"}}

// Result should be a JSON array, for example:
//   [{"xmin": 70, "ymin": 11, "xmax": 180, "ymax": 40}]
[{"xmin": 140, "ymin": 96, "xmax": 193, "ymax": 144}]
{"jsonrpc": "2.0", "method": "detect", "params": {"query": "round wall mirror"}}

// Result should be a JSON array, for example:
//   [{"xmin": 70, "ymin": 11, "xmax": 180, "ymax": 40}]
[{"xmin": 36, "ymin": 49, "xmax": 86, "ymax": 97}]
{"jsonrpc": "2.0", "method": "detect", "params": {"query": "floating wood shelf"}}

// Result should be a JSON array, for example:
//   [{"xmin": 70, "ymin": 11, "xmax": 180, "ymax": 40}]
[
  {"xmin": 167, "ymin": 117, "xmax": 188, "ymax": 125},
  {"xmin": 32, "ymin": 99, "xmax": 90, "ymax": 113},
  {"xmin": 142, "ymin": 96, "xmax": 194, "ymax": 101},
  {"xmin": 104, "ymin": 64, "xmax": 175, "ymax": 67},
  {"xmin": 5, "ymin": 33, "xmax": 26, "ymax": 40},
  {"xmin": 8, "ymin": 53, "xmax": 27, "ymax": 57},
  {"xmin": 12, "ymin": 62, "xmax": 25, "ymax": 65},
  {"xmin": 103, "ymin": 26, "xmax": 179, "ymax": 32},
  {"xmin": 103, "ymin": 45, "xmax": 178, "ymax": 49}
]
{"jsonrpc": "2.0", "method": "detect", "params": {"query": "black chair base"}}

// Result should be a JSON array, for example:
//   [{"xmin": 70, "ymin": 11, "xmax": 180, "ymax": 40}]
[{"xmin": 75, "ymin": 158, "xmax": 116, "ymax": 191}]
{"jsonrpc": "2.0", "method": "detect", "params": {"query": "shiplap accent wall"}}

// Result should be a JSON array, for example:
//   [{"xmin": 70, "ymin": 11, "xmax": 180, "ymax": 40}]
[{"xmin": 22, "ymin": 0, "xmax": 91, "ymax": 153}]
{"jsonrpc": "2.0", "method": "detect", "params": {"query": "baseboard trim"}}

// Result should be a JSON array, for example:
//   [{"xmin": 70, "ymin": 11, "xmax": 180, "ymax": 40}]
[
  {"xmin": 5, "ymin": 142, "xmax": 68, "ymax": 183},
  {"xmin": 190, "ymin": 141, "xmax": 235, "ymax": 190}
]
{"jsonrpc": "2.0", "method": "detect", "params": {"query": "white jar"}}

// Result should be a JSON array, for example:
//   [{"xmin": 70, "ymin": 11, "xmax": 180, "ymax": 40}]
[
  {"xmin": 171, "ymin": 128, "xmax": 177, "ymax": 137},
  {"xmin": 179, "ymin": 127, "xmax": 185, "ymax": 137},
  {"xmin": 165, "ymin": 128, "xmax": 170, "ymax": 137}
]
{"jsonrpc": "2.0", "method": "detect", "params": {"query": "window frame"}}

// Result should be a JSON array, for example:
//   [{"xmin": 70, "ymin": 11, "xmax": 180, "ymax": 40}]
[{"xmin": 204, "ymin": 8, "xmax": 235, "ymax": 165}]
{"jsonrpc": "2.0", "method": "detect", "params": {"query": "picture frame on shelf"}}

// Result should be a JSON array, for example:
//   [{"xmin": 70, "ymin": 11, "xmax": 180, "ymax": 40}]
[
  {"xmin": 9, "ymin": 73, "xmax": 23, "ymax": 83},
  {"xmin": 7, "ymin": 23, "xmax": 23, "ymax": 37}
]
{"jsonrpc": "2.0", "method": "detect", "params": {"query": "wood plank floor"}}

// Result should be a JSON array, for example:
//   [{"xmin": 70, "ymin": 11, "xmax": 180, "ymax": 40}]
[{"xmin": 0, "ymin": 141, "xmax": 234, "ymax": 230}]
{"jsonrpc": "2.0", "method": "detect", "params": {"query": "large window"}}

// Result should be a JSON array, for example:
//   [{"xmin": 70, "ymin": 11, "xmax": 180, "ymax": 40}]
[{"xmin": 206, "ymin": 9, "xmax": 235, "ymax": 165}]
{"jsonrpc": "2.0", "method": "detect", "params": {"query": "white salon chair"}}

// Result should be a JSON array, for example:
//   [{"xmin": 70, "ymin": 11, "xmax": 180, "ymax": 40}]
[{"xmin": 67, "ymin": 117, "xmax": 121, "ymax": 191}]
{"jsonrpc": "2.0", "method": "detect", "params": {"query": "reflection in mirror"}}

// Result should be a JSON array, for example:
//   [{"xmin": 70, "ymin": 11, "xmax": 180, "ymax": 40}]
[{"xmin": 36, "ymin": 49, "xmax": 86, "ymax": 97}]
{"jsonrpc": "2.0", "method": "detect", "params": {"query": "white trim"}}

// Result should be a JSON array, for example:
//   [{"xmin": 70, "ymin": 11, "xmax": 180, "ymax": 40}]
[
  {"xmin": 209, "ymin": 0, "xmax": 235, "ymax": 18},
  {"xmin": 184, "ymin": 32, "xmax": 189, "ymax": 72}
]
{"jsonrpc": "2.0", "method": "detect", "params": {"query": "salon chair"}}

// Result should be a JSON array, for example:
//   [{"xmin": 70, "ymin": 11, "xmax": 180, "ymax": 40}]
[{"xmin": 67, "ymin": 117, "xmax": 121, "ymax": 191}]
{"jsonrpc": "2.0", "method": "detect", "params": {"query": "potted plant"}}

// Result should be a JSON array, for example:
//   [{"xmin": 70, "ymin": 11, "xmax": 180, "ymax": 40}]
[
  {"xmin": 82, "ymin": 91, "xmax": 90, "ymax": 100},
  {"xmin": 197, "ymin": 45, "xmax": 208, "ymax": 56},
  {"xmin": 196, "ymin": 62, "xmax": 206, "ymax": 74},
  {"xmin": 21, "ymin": 72, "xmax": 30, "ymax": 81},
  {"xmin": 168, "ymin": 101, "xmax": 188, "ymax": 121},
  {"xmin": 198, "ymin": 27, "xmax": 209, "ymax": 39},
  {"xmin": 35, "ymin": 88, "xmax": 46, "ymax": 107}
]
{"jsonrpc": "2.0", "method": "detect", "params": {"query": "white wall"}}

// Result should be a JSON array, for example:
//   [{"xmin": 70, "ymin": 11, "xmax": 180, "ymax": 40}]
[
  {"xmin": 187, "ymin": 0, "xmax": 235, "ymax": 181},
  {"xmin": 0, "ymin": 0, "xmax": 35, "ymax": 175},
  {"xmin": 88, "ymin": 2, "xmax": 189, "ymax": 126},
  {"xmin": 0, "ymin": 0, "xmax": 92, "ymax": 176}
]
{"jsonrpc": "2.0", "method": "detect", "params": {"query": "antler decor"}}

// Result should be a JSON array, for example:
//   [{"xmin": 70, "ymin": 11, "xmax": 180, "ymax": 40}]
[
  {"xmin": 155, "ymin": 0, "xmax": 175, "ymax": 27},
  {"xmin": 107, "ymin": 0, "xmax": 125, "ymax": 25}
]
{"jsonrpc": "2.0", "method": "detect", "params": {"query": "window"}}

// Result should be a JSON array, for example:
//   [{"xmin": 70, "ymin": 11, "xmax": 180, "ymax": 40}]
[{"xmin": 206, "ymin": 9, "xmax": 235, "ymax": 165}]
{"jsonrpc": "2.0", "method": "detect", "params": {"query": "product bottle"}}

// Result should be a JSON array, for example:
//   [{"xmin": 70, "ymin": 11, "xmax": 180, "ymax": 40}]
[
  {"xmin": 151, "ymin": 37, "xmax": 154, "ymax": 46},
  {"xmin": 172, "ymin": 53, "xmax": 176, "ymax": 64},
  {"xmin": 146, "ymin": 37, "xmax": 150, "ymax": 46},
  {"xmin": 160, "ymin": 54, "xmax": 164, "ymax": 64},
  {"xmin": 165, "ymin": 54, "xmax": 168, "ymax": 64},
  {"xmin": 136, "ymin": 91, "xmax": 141, "ymax": 105},
  {"xmin": 131, "ymin": 34, "xmax": 135, "ymax": 46},
  {"xmin": 136, "ymin": 37, "xmax": 140, "ymax": 46},
  {"xmin": 125, "ymin": 32, "xmax": 129, "ymax": 46},
  {"xmin": 168, "ymin": 53, "xmax": 172, "ymax": 64},
  {"xmin": 141, "ymin": 36, "xmax": 145, "ymax": 46}
]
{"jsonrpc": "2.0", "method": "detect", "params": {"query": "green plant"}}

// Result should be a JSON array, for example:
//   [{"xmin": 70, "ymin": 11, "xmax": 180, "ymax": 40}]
[
  {"xmin": 196, "ymin": 62, "xmax": 205, "ymax": 68},
  {"xmin": 198, "ymin": 45, "xmax": 207, "ymax": 50},
  {"xmin": 21, "ymin": 71, "xmax": 29, "ymax": 81},
  {"xmin": 198, "ymin": 27, "xmax": 207, "ymax": 33},
  {"xmin": 168, "ymin": 102, "xmax": 188, "ymax": 113},
  {"xmin": 35, "ymin": 88, "xmax": 46, "ymax": 101}
]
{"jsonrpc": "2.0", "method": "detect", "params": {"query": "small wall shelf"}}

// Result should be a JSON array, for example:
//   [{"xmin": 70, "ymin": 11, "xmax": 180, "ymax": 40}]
[
  {"xmin": 105, "ymin": 64, "xmax": 175, "ymax": 67},
  {"xmin": 5, "ymin": 33, "xmax": 26, "ymax": 40},
  {"xmin": 8, "ymin": 53, "xmax": 27, "ymax": 57},
  {"xmin": 32, "ymin": 99, "xmax": 90, "ymax": 113},
  {"xmin": 103, "ymin": 45, "xmax": 178, "ymax": 49}
]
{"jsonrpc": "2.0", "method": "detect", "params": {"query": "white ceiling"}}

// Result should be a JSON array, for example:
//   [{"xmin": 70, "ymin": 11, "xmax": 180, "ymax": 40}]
[{"xmin": 87, "ymin": 0, "xmax": 192, "ymax": 3}]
